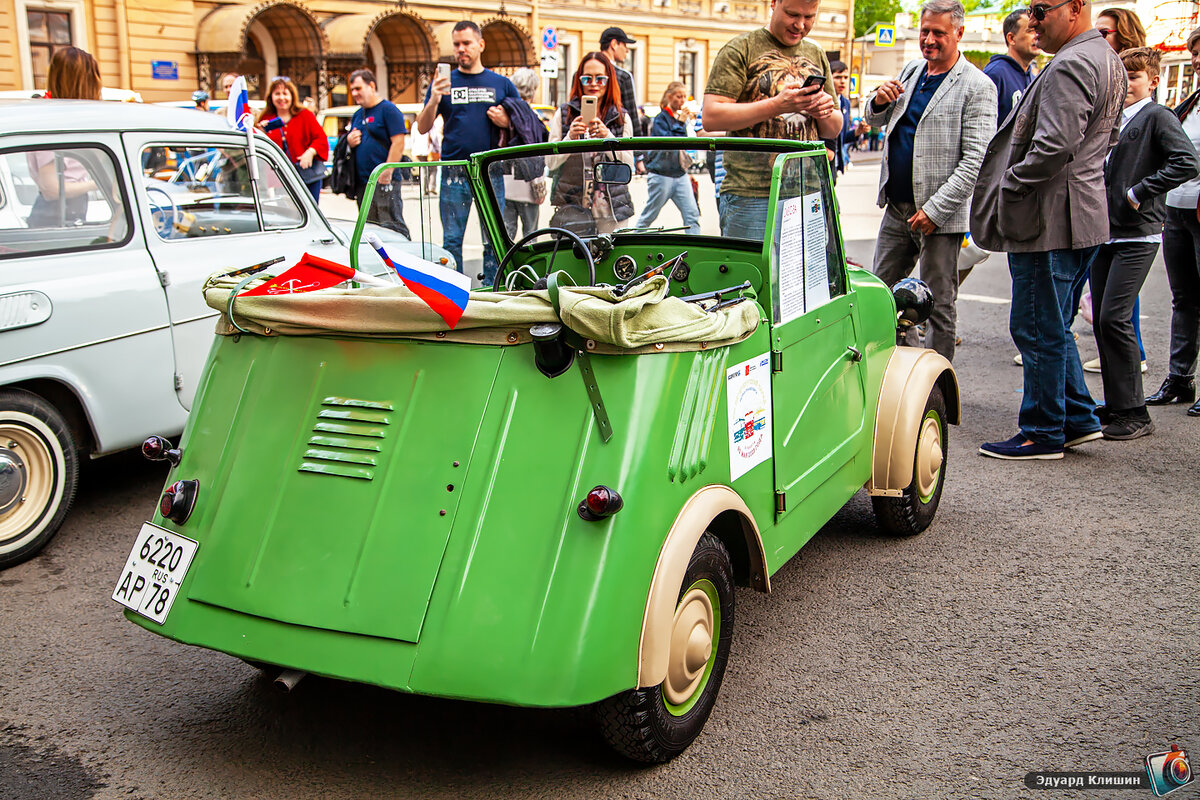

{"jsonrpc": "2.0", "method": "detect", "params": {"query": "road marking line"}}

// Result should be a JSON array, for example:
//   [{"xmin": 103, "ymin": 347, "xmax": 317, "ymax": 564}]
[{"xmin": 959, "ymin": 293, "xmax": 1010, "ymax": 305}]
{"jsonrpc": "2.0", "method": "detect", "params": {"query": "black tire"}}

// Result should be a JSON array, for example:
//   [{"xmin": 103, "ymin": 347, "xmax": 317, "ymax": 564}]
[
  {"xmin": 0, "ymin": 388, "xmax": 79, "ymax": 569},
  {"xmin": 872, "ymin": 384, "xmax": 947, "ymax": 536},
  {"xmin": 595, "ymin": 532, "xmax": 734, "ymax": 763}
]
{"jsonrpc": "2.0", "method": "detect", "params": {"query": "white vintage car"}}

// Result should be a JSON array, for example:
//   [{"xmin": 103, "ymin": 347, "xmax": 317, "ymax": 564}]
[{"xmin": 0, "ymin": 100, "xmax": 439, "ymax": 568}]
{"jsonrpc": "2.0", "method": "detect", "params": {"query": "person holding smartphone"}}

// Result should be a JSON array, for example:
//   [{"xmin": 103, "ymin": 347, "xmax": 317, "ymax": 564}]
[
  {"xmin": 865, "ymin": 0, "xmax": 996, "ymax": 364},
  {"xmin": 546, "ymin": 52, "xmax": 637, "ymax": 236},
  {"xmin": 415, "ymin": 21, "xmax": 520, "ymax": 286}
]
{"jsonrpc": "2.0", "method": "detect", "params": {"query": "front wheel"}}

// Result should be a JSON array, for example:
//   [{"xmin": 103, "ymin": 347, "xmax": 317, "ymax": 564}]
[
  {"xmin": 0, "ymin": 389, "xmax": 79, "ymax": 569},
  {"xmin": 595, "ymin": 532, "xmax": 734, "ymax": 763},
  {"xmin": 872, "ymin": 384, "xmax": 947, "ymax": 536}
]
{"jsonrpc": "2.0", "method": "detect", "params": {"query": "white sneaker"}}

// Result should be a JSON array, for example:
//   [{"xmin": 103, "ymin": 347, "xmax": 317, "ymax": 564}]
[
  {"xmin": 1083, "ymin": 357, "xmax": 1101, "ymax": 373},
  {"xmin": 1141, "ymin": 360, "xmax": 1148, "ymax": 373},
  {"xmin": 1013, "ymin": 353, "xmax": 1022, "ymax": 366}
]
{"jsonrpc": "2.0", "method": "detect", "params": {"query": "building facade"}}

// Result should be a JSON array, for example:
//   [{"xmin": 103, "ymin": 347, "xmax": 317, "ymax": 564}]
[{"xmin": 1, "ymin": 0, "xmax": 855, "ymax": 109}]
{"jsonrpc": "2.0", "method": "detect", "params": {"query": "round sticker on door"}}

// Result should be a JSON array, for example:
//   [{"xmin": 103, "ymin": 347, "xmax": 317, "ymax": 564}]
[{"xmin": 726, "ymin": 354, "xmax": 772, "ymax": 481}]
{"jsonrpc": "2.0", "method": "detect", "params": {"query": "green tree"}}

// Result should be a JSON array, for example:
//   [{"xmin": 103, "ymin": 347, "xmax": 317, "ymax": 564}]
[{"xmin": 854, "ymin": 0, "xmax": 903, "ymax": 38}]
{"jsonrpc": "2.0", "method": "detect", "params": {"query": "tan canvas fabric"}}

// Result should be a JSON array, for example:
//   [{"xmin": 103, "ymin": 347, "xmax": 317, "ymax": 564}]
[{"xmin": 204, "ymin": 273, "xmax": 761, "ymax": 351}]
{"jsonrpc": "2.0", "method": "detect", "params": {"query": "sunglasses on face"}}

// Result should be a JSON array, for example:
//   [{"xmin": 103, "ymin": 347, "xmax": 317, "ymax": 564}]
[
  {"xmin": 1097, "ymin": 27, "xmax": 1114, "ymax": 37},
  {"xmin": 1028, "ymin": 0, "xmax": 1072, "ymax": 20},
  {"xmin": 579, "ymin": 75, "xmax": 609, "ymax": 86}
]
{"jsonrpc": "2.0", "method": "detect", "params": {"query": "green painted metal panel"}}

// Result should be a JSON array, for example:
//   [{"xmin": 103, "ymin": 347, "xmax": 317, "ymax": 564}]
[{"xmin": 184, "ymin": 335, "xmax": 504, "ymax": 644}]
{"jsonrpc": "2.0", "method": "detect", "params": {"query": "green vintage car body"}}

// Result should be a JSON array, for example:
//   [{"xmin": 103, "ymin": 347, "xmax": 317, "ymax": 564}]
[{"xmin": 118, "ymin": 138, "xmax": 958, "ymax": 762}]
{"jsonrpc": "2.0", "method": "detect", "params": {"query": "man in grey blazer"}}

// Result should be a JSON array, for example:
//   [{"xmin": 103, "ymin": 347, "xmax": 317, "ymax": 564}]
[
  {"xmin": 866, "ymin": 0, "xmax": 996, "ymax": 362},
  {"xmin": 970, "ymin": 0, "xmax": 1126, "ymax": 460}
]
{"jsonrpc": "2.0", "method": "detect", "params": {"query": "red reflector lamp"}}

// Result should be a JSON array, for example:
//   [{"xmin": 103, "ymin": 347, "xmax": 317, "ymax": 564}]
[
  {"xmin": 578, "ymin": 485, "xmax": 623, "ymax": 521},
  {"xmin": 142, "ymin": 435, "xmax": 181, "ymax": 467},
  {"xmin": 160, "ymin": 479, "xmax": 199, "ymax": 525}
]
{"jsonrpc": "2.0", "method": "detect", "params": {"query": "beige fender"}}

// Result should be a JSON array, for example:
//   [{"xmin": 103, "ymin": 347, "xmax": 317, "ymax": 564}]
[
  {"xmin": 637, "ymin": 485, "xmax": 767, "ymax": 689},
  {"xmin": 868, "ymin": 346, "xmax": 960, "ymax": 496}
]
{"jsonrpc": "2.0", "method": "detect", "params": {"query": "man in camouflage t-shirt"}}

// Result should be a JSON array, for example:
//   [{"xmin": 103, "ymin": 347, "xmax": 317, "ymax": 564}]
[{"xmin": 702, "ymin": 0, "xmax": 842, "ymax": 239}]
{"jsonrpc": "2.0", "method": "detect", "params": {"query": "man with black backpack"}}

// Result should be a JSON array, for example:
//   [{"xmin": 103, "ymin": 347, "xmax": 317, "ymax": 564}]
[{"xmin": 346, "ymin": 68, "xmax": 410, "ymax": 238}]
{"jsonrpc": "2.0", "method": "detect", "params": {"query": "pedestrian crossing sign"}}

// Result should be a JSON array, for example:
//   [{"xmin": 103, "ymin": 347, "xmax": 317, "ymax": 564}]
[
  {"xmin": 875, "ymin": 25, "xmax": 895, "ymax": 47},
  {"xmin": 850, "ymin": 74, "xmax": 858, "ymax": 94}
]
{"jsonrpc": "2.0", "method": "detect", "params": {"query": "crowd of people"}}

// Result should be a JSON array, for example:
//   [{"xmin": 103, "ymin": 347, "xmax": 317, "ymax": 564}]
[
  {"xmin": 855, "ymin": 0, "xmax": 1200, "ymax": 456},
  {"xmin": 32, "ymin": 3, "xmax": 1200, "ymax": 452}
]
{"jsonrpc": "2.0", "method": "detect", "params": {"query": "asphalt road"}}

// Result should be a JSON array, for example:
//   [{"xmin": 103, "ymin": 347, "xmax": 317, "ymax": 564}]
[{"xmin": 2, "ymin": 159, "xmax": 1196, "ymax": 800}]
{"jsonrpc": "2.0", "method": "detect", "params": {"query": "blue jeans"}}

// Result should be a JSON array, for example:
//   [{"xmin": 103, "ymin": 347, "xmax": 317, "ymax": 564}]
[
  {"xmin": 718, "ymin": 193, "xmax": 769, "ymax": 240},
  {"xmin": 636, "ymin": 173, "xmax": 700, "ymax": 234},
  {"xmin": 1009, "ymin": 248, "xmax": 1101, "ymax": 445},
  {"xmin": 441, "ymin": 165, "xmax": 504, "ymax": 286}
]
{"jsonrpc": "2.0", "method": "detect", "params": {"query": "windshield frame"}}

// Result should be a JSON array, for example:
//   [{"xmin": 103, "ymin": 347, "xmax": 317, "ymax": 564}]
[{"xmin": 476, "ymin": 136, "xmax": 827, "ymax": 256}]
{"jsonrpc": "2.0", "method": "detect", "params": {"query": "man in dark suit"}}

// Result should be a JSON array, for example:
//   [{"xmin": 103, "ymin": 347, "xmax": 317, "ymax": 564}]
[{"xmin": 971, "ymin": 0, "xmax": 1127, "ymax": 460}]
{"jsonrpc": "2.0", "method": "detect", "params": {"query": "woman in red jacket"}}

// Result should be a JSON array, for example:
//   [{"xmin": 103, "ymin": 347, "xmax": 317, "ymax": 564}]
[{"xmin": 257, "ymin": 76, "xmax": 328, "ymax": 203}]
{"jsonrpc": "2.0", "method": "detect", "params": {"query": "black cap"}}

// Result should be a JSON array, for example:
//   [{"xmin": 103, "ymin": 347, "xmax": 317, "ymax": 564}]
[{"xmin": 600, "ymin": 27, "xmax": 636, "ymax": 49}]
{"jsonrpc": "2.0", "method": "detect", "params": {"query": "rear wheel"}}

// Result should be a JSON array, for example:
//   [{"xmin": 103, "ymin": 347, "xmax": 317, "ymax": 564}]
[
  {"xmin": 872, "ymin": 385, "xmax": 946, "ymax": 536},
  {"xmin": 595, "ymin": 532, "xmax": 734, "ymax": 763},
  {"xmin": 0, "ymin": 389, "xmax": 79, "ymax": 569}
]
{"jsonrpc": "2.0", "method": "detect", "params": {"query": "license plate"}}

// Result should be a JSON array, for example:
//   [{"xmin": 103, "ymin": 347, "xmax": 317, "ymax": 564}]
[{"xmin": 112, "ymin": 522, "xmax": 198, "ymax": 624}]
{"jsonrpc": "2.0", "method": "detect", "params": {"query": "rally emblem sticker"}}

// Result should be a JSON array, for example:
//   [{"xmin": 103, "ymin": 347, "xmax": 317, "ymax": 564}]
[{"xmin": 726, "ymin": 353, "xmax": 772, "ymax": 481}]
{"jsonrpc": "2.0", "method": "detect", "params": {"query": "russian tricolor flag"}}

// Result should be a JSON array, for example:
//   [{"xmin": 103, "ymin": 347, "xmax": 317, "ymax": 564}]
[
  {"xmin": 367, "ymin": 233, "xmax": 470, "ymax": 329},
  {"xmin": 225, "ymin": 76, "xmax": 252, "ymax": 132}
]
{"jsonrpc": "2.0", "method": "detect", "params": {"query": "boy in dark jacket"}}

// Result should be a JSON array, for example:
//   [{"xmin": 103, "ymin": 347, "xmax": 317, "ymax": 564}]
[{"xmin": 1092, "ymin": 47, "xmax": 1200, "ymax": 439}]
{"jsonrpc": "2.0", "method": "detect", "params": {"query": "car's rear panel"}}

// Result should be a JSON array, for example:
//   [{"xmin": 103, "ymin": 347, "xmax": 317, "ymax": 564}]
[{"xmin": 127, "ymin": 327, "xmax": 777, "ymax": 706}]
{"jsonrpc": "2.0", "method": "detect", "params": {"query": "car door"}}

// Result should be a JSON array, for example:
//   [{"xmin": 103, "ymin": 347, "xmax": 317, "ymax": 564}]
[
  {"xmin": 124, "ymin": 132, "xmax": 346, "ymax": 410},
  {"xmin": 0, "ymin": 134, "xmax": 185, "ymax": 454},
  {"xmin": 764, "ymin": 151, "xmax": 868, "ymax": 547}
]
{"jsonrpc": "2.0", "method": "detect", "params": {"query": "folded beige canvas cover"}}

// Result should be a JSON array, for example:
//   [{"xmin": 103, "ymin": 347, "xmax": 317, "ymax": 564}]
[{"xmin": 204, "ymin": 274, "xmax": 760, "ymax": 353}]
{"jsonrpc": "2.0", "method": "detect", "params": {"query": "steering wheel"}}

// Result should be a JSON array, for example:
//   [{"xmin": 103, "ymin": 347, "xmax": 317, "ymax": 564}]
[
  {"xmin": 494, "ymin": 226, "xmax": 596, "ymax": 291},
  {"xmin": 145, "ymin": 185, "xmax": 181, "ymax": 238}
]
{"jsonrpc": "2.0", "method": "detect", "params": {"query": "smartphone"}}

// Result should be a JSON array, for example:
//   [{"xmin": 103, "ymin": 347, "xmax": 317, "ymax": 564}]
[
  {"xmin": 581, "ymin": 94, "xmax": 598, "ymax": 124},
  {"xmin": 802, "ymin": 73, "xmax": 826, "ymax": 90},
  {"xmin": 436, "ymin": 63, "xmax": 451, "ymax": 84}
]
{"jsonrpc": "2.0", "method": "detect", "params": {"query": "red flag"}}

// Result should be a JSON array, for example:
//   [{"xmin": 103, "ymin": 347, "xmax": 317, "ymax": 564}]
[{"xmin": 239, "ymin": 253, "xmax": 356, "ymax": 297}]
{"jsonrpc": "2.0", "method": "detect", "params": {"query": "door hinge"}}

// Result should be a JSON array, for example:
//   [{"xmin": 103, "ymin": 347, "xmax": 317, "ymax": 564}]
[
  {"xmin": 771, "ymin": 350, "xmax": 783, "ymax": 373},
  {"xmin": 158, "ymin": 271, "xmax": 170, "ymax": 288},
  {"xmin": 173, "ymin": 373, "xmax": 184, "ymax": 391},
  {"xmin": 774, "ymin": 491, "xmax": 786, "ymax": 514}
]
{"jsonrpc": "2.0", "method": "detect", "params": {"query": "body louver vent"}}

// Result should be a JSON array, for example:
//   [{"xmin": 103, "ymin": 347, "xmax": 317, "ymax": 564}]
[{"xmin": 298, "ymin": 397, "xmax": 393, "ymax": 480}]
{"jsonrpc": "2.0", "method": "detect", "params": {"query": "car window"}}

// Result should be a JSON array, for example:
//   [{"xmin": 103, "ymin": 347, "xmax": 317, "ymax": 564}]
[
  {"xmin": 256, "ymin": 157, "xmax": 305, "ymax": 231},
  {"xmin": 0, "ymin": 146, "xmax": 131, "ymax": 258},
  {"xmin": 139, "ymin": 145, "xmax": 304, "ymax": 240},
  {"xmin": 769, "ymin": 154, "xmax": 846, "ymax": 325}
]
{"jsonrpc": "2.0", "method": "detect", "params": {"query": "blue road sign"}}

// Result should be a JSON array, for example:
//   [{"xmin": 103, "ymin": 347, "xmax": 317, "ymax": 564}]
[
  {"xmin": 151, "ymin": 61, "xmax": 178, "ymax": 80},
  {"xmin": 875, "ymin": 26, "xmax": 895, "ymax": 47},
  {"xmin": 542, "ymin": 27, "xmax": 557, "ymax": 50}
]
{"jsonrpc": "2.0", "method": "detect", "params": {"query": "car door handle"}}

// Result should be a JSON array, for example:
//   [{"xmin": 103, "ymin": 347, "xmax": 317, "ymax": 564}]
[
  {"xmin": 845, "ymin": 345, "xmax": 863, "ymax": 362},
  {"xmin": 311, "ymin": 237, "xmax": 336, "ymax": 246}
]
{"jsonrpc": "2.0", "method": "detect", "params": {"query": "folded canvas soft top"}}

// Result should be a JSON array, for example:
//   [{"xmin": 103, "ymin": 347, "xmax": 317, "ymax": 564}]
[{"xmin": 204, "ymin": 273, "xmax": 761, "ymax": 353}]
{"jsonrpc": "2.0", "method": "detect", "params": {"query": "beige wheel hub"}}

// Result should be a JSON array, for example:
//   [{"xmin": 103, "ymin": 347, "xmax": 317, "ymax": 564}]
[
  {"xmin": 0, "ymin": 424, "xmax": 54, "ymax": 543},
  {"xmin": 915, "ymin": 415, "xmax": 943, "ymax": 500},
  {"xmin": 664, "ymin": 586, "xmax": 714, "ymax": 706}
]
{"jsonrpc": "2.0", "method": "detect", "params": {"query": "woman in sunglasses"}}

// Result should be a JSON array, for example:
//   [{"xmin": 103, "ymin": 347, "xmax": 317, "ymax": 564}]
[
  {"xmin": 257, "ymin": 76, "xmax": 328, "ymax": 203},
  {"xmin": 1094, "ymin": 7, "xmax": 1146, "ymax": 53},
  {"xmin": 547, "ymin": 52, "xmax": 636, "ymax": 234}
]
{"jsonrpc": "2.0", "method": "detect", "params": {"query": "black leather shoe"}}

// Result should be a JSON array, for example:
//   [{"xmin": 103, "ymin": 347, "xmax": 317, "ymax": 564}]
[
  {"xmin": 1094, "ymin": 405, "xmax": 1114, "ymax": 425},
  {"xmin": 1145, "ymin": 376, "xmax": 1196, "ymax": 405}
]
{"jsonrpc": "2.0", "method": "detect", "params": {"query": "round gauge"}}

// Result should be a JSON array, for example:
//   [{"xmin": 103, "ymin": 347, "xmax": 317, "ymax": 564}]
[{"xmin": 613, "ymin": 254, "xmax": 638, "ymax": 282}]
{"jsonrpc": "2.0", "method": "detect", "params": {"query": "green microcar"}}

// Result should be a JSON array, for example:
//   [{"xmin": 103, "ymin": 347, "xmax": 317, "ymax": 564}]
[{"xmin": 114, "ymin": 138, "xmax": 958, "ymax": 763}]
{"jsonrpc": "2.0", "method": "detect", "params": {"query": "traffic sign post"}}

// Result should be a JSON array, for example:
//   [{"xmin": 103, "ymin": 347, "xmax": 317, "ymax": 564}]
[{"xmin": 540, "ymin": 49, "xmax": 559, "ymax": 78}]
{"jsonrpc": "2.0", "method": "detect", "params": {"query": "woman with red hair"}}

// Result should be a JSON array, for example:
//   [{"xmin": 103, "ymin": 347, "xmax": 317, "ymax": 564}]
[
  {"xmin": 547, "ymin": 52, "xmax": 636, "ymax": 234},
  {"xmin": 256, "ymin": 76, "xmax": 328, "ymax": 203}
]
